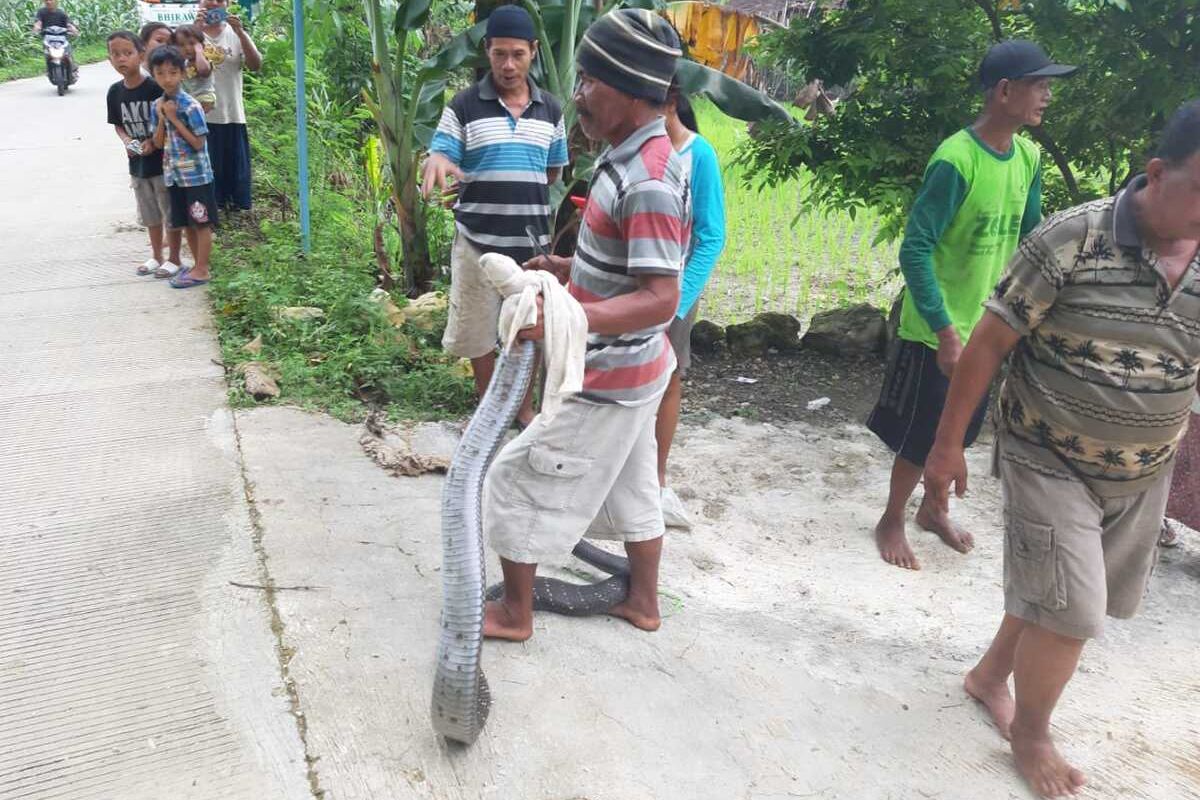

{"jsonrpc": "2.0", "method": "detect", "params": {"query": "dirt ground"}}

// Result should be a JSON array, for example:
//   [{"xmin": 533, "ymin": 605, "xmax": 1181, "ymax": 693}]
[
  {"xmin": 238, "ymin": 347, "xmax": 1200, "ymax": 800},
  {"xmin": 671, "ymin": 350, "xmax": 1200, "ymax": 799},
  {"xmin": 683, "ymin": 347, "xmax": 884, "ymax": 428}
]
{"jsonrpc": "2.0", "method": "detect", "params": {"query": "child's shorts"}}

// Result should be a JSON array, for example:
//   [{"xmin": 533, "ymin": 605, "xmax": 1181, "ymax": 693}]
[
  {"xmin": 132, "ymin": 174, "xmax": 170, "ymax": 228},
  {"xmin": 168, "ymin": 183, "xmax": 220, "ymax": 229}
]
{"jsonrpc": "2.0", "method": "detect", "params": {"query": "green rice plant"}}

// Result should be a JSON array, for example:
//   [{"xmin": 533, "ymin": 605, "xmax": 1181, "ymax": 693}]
[{"xmin": 693, "ymin": 99, "xmax": 902, "ymax": 327}]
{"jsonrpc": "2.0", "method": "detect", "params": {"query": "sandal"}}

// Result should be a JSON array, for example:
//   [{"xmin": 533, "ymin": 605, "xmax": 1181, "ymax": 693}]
[
  {"xmin": 138, "ymin": 258, "xmax": 160, "ymax": 276},
  {"xmin": 155, "ymin": 261, "xmax": 182, "ymax": 279},
  {"xmin": 170, "ymin": 269, "xmax": 209, "ymax": 289},
  {"xmin": 1160, "ymin": 519, "xmax": 1181, "ymax": 548}
]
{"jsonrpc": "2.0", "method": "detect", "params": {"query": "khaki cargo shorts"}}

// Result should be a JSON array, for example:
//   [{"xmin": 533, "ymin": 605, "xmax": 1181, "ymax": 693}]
[
  {"xmin": 442, "ymin": 234, "xmax": 502, "ymax": 360},
  {"xmin": 997, "ymin": 437, "xmax": 1172, "ymax": 640},
  {"xmin": 483, "ymin": 397, "xmax": 664, "ymax": 564},
  {"xmin": 131, "ymin": 174, "xmax": 171, "ymax": 228}
]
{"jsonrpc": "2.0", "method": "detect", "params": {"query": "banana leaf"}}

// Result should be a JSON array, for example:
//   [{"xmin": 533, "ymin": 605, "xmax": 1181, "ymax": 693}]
[
  {"xmin": 395, "ymin": 0, "xmax": 434, "ymax": 35},
  {"xmin": 420, "ymin": 19, "xmax": 488, "ymax": 77},
  {"xmin": 675, "ymin": 60, "xmax": 794, "ymax": 125},
  {"xmin": 412, "ymin": 78, "xmax": 448, "ymax": 148}
]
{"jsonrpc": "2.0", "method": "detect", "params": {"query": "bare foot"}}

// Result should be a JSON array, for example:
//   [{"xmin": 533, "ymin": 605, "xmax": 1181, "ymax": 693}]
[
  {"xmin": 875, "ymin": 514, "xmax": 920, "ymax": 570},
  {"xmin": 915, "ymin": 499, "xmax": 974, "ymax": 554},
  {"xmin": 608, "ymin": 593, "xmax": 661, "ymax": 632},
  {"xmin": 964, "ymin": 668, "xmax": 1015, "ymax": 740},
  {"xmin": 482, "ymin": 599, "xmax": 532, "ymax": 642},
  {"xmin": 1011, "ymin": 728, "xmax": 1087, "ymax": 798}
]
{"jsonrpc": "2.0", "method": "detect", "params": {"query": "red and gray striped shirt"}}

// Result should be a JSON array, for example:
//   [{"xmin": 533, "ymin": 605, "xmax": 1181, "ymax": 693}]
[{"xmin": 569, "ymin": 118, "xmax": 691, "ymax": 405}]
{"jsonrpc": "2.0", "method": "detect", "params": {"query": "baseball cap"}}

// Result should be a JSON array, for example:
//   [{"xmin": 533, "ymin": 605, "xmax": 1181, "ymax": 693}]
[{"xmin": 979, "ymin": 40, "xmax": 1077, "ymax": 89}]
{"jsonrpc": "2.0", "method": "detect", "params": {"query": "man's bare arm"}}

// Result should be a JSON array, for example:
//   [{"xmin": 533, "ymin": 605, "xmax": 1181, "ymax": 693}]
[
  {"xmin": 582, "ymin": 273, "xmax": 679, "ymax": 336},
  {"xmin": 924, "ymin": 311, "xmax": 1022, "ymax": 507}
]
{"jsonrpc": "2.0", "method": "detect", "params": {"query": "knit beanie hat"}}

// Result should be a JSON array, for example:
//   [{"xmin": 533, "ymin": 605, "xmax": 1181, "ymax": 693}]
[
  {"xmin": 576, "ymin": 9, "xmax": 682, "ymax": 104},
  {"xmin": 486, "ymin": 4, "xmax": 536, "ymax": 42}
]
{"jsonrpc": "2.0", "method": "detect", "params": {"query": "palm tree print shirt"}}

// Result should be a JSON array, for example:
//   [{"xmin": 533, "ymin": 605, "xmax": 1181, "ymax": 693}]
[{"xmin": 987, "ymin": 175, "xmax": 1200, "ymax": 498}]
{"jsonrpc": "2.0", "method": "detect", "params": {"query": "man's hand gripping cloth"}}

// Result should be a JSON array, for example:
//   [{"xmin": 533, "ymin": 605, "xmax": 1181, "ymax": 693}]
[{"xmin": 479, "ymin": 253, "xmax": 587, "ymax": 417}]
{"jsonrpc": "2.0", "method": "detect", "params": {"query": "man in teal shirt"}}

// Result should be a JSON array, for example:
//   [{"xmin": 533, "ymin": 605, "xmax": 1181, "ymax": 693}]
[{"xmin": 867, "ymin": 40, "xmax": 1075, "ymax": 570}]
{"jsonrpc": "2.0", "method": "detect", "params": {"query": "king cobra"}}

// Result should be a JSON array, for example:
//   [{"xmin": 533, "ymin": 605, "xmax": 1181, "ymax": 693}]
[{"xmin": 431, "ymin": 341, "xmax": 631, "ymax": 745}]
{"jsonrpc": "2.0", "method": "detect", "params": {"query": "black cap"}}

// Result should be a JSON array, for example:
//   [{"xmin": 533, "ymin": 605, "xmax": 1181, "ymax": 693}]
[
  {"xmin": 979, "ymin": 40, "xmax": 1077, "ymax": 89},
  {"xmin": 486, "ymin": 5, "xmax": 536, "ymax": 43}
]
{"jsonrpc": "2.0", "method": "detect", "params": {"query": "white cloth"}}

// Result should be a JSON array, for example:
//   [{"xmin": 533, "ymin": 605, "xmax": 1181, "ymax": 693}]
[
  {"xmin": 203, "ymin": 25, "xmax": 246, "ymax": 124},
  {"xmin": 479, "ymin": 253, "xmax": 587, "ymax": 418}
]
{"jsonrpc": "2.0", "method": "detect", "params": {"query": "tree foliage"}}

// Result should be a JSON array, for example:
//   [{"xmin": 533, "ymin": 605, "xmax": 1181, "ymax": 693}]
[
  {"xmin": 739, "ymin": 0, "xmax": 1200, "ymax": 241},
  {"xmin": 342, "ymin": 0, "xmax": 790, "ymax": 290}
]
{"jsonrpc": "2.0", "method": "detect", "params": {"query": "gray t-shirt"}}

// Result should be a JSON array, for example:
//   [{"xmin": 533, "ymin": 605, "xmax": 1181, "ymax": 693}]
[{"xmin": 203, "ymin": 25, "xmax": 245, "ymax": 124}]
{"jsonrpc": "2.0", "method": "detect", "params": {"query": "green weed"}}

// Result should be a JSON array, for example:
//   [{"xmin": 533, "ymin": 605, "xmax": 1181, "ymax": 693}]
[{"xmin": 209, "ymin": 23, "xmax": 473, "ymax": 422}]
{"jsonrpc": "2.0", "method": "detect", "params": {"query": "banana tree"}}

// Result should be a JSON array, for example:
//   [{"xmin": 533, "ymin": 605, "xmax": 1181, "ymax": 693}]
[
  {"xmin": 360, "ymin": 0, "xmax": 487, "ymax": 293},
  {"xmin": 360, "ymin": 0, "xmax": 790, "ymax": 289}
]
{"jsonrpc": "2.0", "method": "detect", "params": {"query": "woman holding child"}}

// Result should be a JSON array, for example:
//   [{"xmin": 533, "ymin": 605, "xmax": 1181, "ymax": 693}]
[{"xmin": 195, "ymin": 0, "xmax": 263, "ymax": 212}]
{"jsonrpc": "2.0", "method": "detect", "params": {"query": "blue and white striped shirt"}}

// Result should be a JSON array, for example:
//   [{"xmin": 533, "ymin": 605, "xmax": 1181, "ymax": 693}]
[{"xmin": 430, "ymin": 75, "xmax": 568, "ymax": 261}]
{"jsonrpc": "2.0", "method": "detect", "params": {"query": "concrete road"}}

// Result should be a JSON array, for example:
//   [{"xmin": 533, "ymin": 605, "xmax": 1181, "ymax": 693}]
[
  {"xmin": 0, "ymin": 64, "xmax": 310, "ymax": 798},
  {"xmin": 236, "ymin": 407, "xmax": 1200, "ymax": 800}
]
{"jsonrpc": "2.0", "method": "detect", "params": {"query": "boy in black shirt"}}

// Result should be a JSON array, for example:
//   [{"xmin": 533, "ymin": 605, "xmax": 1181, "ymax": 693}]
[{"xmin": 106, "ymin": 31, "xmax": 183, "ymax": 276}]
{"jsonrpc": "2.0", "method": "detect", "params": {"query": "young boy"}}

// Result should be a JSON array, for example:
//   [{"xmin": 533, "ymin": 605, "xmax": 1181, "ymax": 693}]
[
  {"xmin": 106, "ymin": 31, "xmax": 183, "ymax": 277},
  {"xmin": 867, "ymin": 40, "xmax": 1075, "ymax": 570},
  {"xmin": 149, "ymin": 45, "xmax": 217, "ymax": 289}
]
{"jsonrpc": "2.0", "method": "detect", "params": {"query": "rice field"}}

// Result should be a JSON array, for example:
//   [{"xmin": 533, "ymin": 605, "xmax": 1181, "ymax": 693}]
[{"xmin": 693, "ymin": 100, "xmax": 903, "ymax": 326}]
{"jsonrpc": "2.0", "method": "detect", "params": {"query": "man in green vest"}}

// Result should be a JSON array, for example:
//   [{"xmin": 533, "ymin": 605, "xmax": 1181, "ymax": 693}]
[{"xmin": 867, "ymin": 40, "xmax": 1076, "ymax": 570}]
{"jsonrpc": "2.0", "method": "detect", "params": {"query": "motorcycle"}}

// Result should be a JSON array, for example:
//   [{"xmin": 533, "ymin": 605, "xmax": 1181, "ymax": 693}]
[{"xmin": 41, "ymin": 26, "xmax": 77, "ymax": 96}]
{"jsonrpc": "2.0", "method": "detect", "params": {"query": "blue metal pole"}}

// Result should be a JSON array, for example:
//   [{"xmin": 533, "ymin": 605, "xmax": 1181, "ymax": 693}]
[{"xmin": 293, "ymin": 0, "xmax": 311, "ymax": 253}]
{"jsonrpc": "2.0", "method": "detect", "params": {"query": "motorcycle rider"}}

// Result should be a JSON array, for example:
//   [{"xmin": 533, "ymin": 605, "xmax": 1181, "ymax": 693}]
[
  {"xmin": 32, "ymin": 0, "xmax": 77, "ymax": 36},
  {"xmin": 33, "ymin": 0, "xmax": 79, "ymax": 83}
]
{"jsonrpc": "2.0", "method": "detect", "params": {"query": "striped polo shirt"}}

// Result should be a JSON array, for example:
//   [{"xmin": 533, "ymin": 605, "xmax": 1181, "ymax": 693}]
[
  {"xmin": 569, "ymin": 118, "xmax": 691, "ymax": 406},
  {"xmin": 430, "ymin": 75, "xmax": 569, "ymax": 261},
  {"xmin": 988, "ymin": 175, "xmax": 1200, "ymax": 497}
]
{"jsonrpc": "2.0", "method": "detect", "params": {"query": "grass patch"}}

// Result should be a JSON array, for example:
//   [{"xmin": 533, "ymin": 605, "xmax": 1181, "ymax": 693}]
[
  {"xmin": 207, "ymin": 23, "xmax": 474, "ymax": 423},
  {"xmin": 694, "ymin": 99, "xmax": 902, "ymax": 326},
  {"xmin": 210, "ymin": 198, "xmax": 475, "ymax": 423},
  {"xmin": 0, "ymin": 40, "xmax": 108, "ymax": 82}
]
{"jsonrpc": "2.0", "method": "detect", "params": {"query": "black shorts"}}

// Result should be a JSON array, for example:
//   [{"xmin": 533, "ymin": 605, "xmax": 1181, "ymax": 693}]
[
  {"xmin": 866, "ymin": 338, "xmax": 990, "ymax": 467},
  {"xmin": 168, "ymin": 183, "xmax": 219, "ymax": 230}
]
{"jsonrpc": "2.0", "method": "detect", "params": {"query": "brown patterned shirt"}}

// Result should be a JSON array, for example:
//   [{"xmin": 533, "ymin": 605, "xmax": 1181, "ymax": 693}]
[{"xmin": 987, "ymin": 175, "xmax": 1200, "ymax": 497}]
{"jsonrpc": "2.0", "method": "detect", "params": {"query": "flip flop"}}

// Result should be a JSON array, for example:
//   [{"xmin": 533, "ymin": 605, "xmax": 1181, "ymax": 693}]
[
  {"xmin": 155, "ymin": 261, "xmax": 183, "ymax": 279},
  {"xmin": 170, "ymin": 269, "xmax": 209, "ymax": 289}
]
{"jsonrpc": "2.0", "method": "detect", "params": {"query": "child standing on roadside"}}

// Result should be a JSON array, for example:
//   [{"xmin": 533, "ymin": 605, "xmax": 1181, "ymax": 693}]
[
  {"xmin": 106, "ymin": 30, "xmax": 182, "ymax": 276},
  {"xmin": 171, "ymin": 24, "xmax": 216, "ymax": 112},
  {"xmin": 137, "ymin": 21, "xmax": 186, "ymax": 277},
  {"xmin": 139, "ymin": 21, "xmax": 172, "ymax": 65},
  {"xmin": 150, "ymin": 45, "xmax": 217, "ymax": 289}
]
